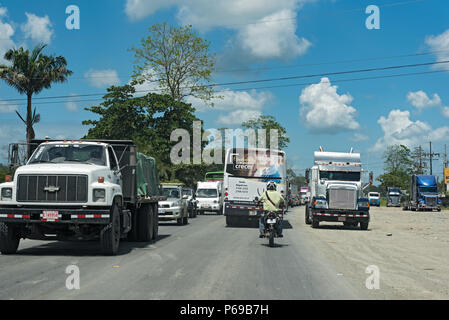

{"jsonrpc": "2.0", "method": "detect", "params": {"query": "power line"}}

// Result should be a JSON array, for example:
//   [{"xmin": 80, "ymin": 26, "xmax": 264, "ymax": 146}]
[
  {"xmin": 1, "ymin": 59, "xmax": 448, "ymax": 104},
  {"xmin": 6, "ymin": 69, "xmax": 446, "ymax": 109}
]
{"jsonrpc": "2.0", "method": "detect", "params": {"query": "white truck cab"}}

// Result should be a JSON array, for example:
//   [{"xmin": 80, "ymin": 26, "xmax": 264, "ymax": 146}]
[
  {"xmin": 0, "ymin": 139, "xmax": 162, "ymax": 255},
  {"xmin": 196, "ymin": 181, "xmax": 223, "ymax": 215}
]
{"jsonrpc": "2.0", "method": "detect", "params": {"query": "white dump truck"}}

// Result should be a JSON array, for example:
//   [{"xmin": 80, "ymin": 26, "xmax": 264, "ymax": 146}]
[
  {"xmin": 305, "ymin": 148, "xmax": 370, "ymax": 230},
  {"xmin": 0, "ymin": 139, "xmax": 164, "ymax": 255}
]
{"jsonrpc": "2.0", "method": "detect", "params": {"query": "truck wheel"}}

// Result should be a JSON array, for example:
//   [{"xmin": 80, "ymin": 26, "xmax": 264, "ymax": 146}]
[
  {"xmin": 183, "ymin": 207, "xmax": 188, "ymax": 225},
  {"xmin": 360, "ymin": 222, "xmax": 369, "ymax": 230},
  {"xmin": 177, "ymin": 218, "xmax": 183, "ymax": 225},
  {"xmin": 152, "ymin": 204, "xmax": 159, "ymax": 240},
  {"xmin": 305, "ymin": 206, "xmax": 311, "ymax": 224},
  {"xmin": 0, "ymin": 223, "xmax": 20, "ymax": 255},
  {"xmin": 311, "ymin": 219, "xmax": 319, "ymax": 229},
  {"xmin": 138, "ymin": 204, "xmax": 154, "ymax": 242},
  {"xmin": 101, "ymin": 203, "xmax": 121, "ymax": 255},
  {"xmin": 226, "ymin": 216, "xmax": 234, "ymax": 227}
]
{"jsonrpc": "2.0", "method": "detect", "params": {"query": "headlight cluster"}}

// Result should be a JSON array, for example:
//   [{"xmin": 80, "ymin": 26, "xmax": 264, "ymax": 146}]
[
  {"xmin": 1, "ymin": 187, "xmax": 12, "ymax": 200},
  {"xmin": 93, "ymin": 189, "xmax": 106, "ymax": 202},
  {"xmin": 171, "ymin": 201, "xmax": 180, "ymax": 208}
]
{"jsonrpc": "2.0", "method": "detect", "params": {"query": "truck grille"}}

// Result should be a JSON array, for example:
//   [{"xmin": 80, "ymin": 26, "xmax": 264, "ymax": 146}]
[
  {"xmin": 389, "ymin": 196, "xmax": 400, "ymax": 204},
  {"xmin": 426, "ymin": 196, "xmax": 437, "ymax": 206},
  {"xmin": 328, "ymin": 188, "xmax": 356, "ymax": 210},
  {"xmin": 17, "ymin": 174, "xmax": 88, "ymax": 203}
]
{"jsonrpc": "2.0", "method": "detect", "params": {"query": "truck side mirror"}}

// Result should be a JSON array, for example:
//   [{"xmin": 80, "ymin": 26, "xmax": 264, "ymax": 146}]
[{"xmin": 8, "ymin": 143, "xmax": 20, "ymax": 169}]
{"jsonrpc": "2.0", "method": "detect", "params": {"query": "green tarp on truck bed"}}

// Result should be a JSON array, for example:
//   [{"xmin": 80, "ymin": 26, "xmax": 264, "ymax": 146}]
[{"xmin": 136, "ymin": 152, "xmax": 160, "ymax": 197}]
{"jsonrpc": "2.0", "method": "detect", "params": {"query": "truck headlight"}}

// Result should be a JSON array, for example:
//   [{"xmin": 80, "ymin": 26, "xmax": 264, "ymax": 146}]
[
  {"xmin": 1, "ymin": 187, "xmax": 12, "ymax": 200},
  {"xmin": 171, "ymin": 201, "xmax": 179, "ymax": 208},
  {"xmin": 93, "ymin": 189, "xmax": 106, "ymax": 202}
]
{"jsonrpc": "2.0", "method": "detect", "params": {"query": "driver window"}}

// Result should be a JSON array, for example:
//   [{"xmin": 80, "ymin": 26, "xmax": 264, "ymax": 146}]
[{"xmin": 108, "ymin": 147, "xmax": 118, "ymax": 170}]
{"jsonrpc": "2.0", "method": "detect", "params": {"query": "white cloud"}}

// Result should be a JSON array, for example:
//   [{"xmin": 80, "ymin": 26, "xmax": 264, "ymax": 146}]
[
  {"xmin": 0, "ymin": 8, "xmax": 16, "ymax": 64},
  {"xmin": 188, "ymin": 89, "xmax": 272, "ymax": 112},
  {"xmin": 441, "ymin": 106, "xmax": 449, "ymax": 118},
  {"xmin": 187, "ymin": 88, "xmax": 272, "ymax": 126},
  {"xmin": 216, "ymin": 109, "xmax": 262, "ymax": 126},
  {"xmin": 425, "ymin": 28, "xmax": 449, "ymax": 71},
  {"xmin": 65, "ymin": 94, "xmax": 78, "ymax": 112},
  {"xmin": 373, "ymin": 109, "xmax": 449, "ymax": 151},
  {"xmin": 125, "ymin": 0, "xmax": 312, "ymax": 62},
  {"xmin": 236, "ymin": 9, "xmax": 311, "ymax": 61},
  {"xmin": 349, "ymin": 133, "xmax": 369, "ymax": 142},
  {"xmin": 84, "ymin": 69, "xmax": 120, "ymax": 88},
  {"xmin": 21, "ymin": 13, "xmax": 53, "ymax": 44},
  {"xmin": 0, "ymin": 101, "xmax": 18, "ymax": 113},
  {"xmin": 406, "ymin": 90, "xmax": 441, "ymax": 109},
  {"xmin": 299, "ymin": 77, "xmax": 360, "ymax": 134}
]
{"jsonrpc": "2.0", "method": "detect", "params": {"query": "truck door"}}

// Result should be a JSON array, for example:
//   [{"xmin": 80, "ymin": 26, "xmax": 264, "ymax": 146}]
[{"xmin": 108, "ymin": 146, "xmax": 122, "ymax": 188}]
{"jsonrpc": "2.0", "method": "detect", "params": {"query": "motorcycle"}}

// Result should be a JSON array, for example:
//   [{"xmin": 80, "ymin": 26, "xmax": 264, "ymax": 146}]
[
  {"xmin": 265, "ymin": 211, "xmax": 281, "ymax": 247},
  {"xmin": 255, "ymin": 197, "xmax": 283, "ymax": 247}
]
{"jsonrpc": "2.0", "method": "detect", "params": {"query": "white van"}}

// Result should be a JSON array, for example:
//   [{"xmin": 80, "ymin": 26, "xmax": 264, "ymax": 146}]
[{"xmin": 196, "ymin": 181, "xmax": 223, "ymax": 215}]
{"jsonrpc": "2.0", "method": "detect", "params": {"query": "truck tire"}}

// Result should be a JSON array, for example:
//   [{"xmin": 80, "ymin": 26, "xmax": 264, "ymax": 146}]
[
  {"xmin": 138, "ymin": 204, "xmax": 154, "ymax": 242},
  {"xmin": 152, "ymin": 204, "xmax": 159, "ymax": 240},
  {"xmin": 127, "ymin": 207, "xmax": 139, "ymax": 241},
  {"xmin": 226, "ymin": 216, "xmax": 234, "ymax": 227},
  {"xmin": 360, "ymin": 221, "xmax": 369, "ymax": 230},
  {"xmin": 0, "ymin": 222, "xmax": 20, "ymax": 255},
  {"xmin": 311, "ymin": 218, "xmax": 319, "ymax": 229},
  {"xmin": 305, "ymin": 206, "xmax": 311, "ymax": 224},
  {"xmin": 101, "ymin": 203, "xmax": 121, "ymax": 255}
]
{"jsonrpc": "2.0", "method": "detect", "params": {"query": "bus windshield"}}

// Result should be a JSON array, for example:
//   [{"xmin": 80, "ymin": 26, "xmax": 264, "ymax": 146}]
[{"xmin": 225, "ymin": 148, "xmax": 286, "ymax": 180}]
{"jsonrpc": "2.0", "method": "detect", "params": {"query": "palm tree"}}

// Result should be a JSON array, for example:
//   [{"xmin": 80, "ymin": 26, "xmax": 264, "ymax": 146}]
[{"xmin": 0, "ymin": 44, "xmax": 73, "ymax": 154}]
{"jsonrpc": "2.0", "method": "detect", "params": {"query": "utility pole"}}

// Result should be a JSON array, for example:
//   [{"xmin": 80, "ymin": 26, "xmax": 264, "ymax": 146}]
[{"xmin": 423, "ymin": 141, "xmax": 440, "ymax": 175}]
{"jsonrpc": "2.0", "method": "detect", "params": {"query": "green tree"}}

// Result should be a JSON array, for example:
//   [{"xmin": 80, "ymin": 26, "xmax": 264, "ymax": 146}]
[
  {"xmin": 0, "ymin": 44, "xmax": 73, "ymax": 150},
  {"xmin": 376, "ymin": 144, "xmax": 413, "ymax": 191},
  {"xmin": 131, "ymin": 22, "xmax": 215, "ymax": 103},
  {"xmin": 241, "ymin": 115, "xmax": 290, "ymax": 150}
]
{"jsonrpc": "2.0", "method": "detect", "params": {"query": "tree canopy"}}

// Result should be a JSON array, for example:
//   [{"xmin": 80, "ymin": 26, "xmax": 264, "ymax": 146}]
[{"xmin": 131, "ymin": 22, "xmax": 215, "ymax": 104}]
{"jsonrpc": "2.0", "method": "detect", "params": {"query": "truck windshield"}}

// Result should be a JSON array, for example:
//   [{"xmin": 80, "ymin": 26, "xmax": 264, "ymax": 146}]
[
  {"xmin": 28, "ymin": 144, "xmax": 106, "ymax": 166},
  {"xmin": 197, "ymin": 189, "xmax": 218, "ymax": 198},
  {"xmin": 319, "ymin": 171, "xmax": 360, "ymax": 181},
  {"xmin": 163, "ymin": 188, "xmax": 180, "ymax": 199},
  {"xmin": 419, "ymin": 187, "xmax": 437, "ymax": 193}
]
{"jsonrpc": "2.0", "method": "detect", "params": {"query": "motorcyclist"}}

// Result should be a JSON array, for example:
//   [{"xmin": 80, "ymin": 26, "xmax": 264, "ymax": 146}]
[{"xmin": 258, "ymin": 181, "xmax": 284, "ymax": 238}]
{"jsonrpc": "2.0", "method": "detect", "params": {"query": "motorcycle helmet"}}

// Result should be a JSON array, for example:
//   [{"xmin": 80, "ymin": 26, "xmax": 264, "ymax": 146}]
[{"xmin": 267, "ymin": 181, "xmax": 277, "ymax": 191}]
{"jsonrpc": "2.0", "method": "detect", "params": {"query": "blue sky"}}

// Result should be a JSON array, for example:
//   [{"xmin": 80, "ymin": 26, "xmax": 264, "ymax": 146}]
[{"xmin": 0, "ymin": 0, "xmax": 448, "ymax": 183}]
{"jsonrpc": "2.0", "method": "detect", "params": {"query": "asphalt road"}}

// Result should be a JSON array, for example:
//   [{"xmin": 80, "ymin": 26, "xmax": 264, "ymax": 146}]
[{"xmin": 0, "ymin": 207, "xmax": 369, "ymax": 300}]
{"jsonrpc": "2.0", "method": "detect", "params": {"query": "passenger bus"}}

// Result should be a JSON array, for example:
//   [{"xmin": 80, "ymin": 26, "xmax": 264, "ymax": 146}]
[
  {"xmin": 204, "ymin": 171, "xmax": 224, "ymax": 182},
  {"xmin": 223, "ymin": 148, "xmax": 287, "ymax": 226}
]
